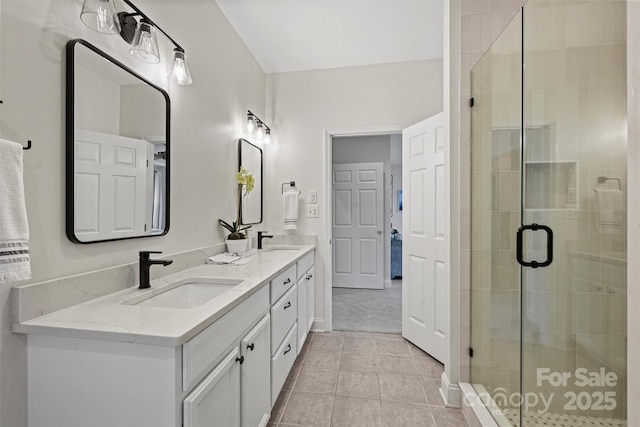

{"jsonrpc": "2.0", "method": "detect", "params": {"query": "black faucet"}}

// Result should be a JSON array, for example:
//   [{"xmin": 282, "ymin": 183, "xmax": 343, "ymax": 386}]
[
  {"xmin": 257, "ymin": 231, "xmax": 273, "ymax": 249},
  {"xmin": 139, "ymin": 251, "xmax": 173, "ymax": 289}
]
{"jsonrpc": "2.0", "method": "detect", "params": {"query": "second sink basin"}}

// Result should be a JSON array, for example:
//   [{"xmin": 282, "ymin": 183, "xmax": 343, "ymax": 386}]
[{"xmin": 124, "ymin": 278, "xmax": 243, "ymax": 309}]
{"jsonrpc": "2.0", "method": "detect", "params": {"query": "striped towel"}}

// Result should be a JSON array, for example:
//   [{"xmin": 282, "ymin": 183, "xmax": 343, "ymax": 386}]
[
  {"xmin": 0, "ymin": 139, "xmax": 31, "ymax": 284},
  {"xmin": 283, "ymin": 190, "xmax": 299, "ymax": 230}
]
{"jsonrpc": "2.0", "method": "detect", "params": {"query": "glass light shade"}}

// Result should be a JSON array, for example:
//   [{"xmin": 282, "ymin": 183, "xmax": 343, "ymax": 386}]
[
  {"xmin": 80, "ymin": 0, "xmax": 121, "ymax": 35},
  {"xmin": 264, "ymin": 129, "xmax": 272, "ymax": 145},
  {"xmin": 255, "ymin": 122, "xmax": 265, "ymax": 141},
  {"xmin": 129, "ymin": 20, "xmax": 160, "ymax": 63},
  {"xmin": 245, "ymin": 114, "xmax": 256, "ymax": 135},
  {"xmin": 168, "ymin": 49, "xmax": 193, "ymax": 85}
]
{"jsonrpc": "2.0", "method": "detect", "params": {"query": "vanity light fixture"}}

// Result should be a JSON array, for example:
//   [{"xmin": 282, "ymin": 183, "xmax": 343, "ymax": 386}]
[
  {"xmin": 79, "ymin": 0, "xmax": 193, "ymax": 85},
  {"xmin": 245, "ymin": 111, "xmax": 256, "ymax": 134},
  {"xmin": 129, "ymin": 18, "xmax": 160, "ymax": 63},
  {"xmin": 244, "ymin": 110, "xmax": 272, "ymax": 144},
  {"xmin": 80, "ymin": 0, "xmax": 121, "ymax": 34}
]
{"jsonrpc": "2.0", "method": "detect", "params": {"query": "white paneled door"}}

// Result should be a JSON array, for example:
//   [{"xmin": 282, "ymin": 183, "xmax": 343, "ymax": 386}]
[
  {"xmin": 74, "ymin": 129, "xmax": 152, "ymax": 242},
  {"xmin": 332, "ymin": 162, "xmax": 384, "ymax": 289},
  {"xmin": 402, "ymin": 114, "xmax": 449, "ymax": 363}
]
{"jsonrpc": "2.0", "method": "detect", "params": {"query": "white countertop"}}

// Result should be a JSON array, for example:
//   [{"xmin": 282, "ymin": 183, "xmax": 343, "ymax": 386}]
[{"xmin": 13, "ymin": 245, "xmax": 315, "ymax": 347}]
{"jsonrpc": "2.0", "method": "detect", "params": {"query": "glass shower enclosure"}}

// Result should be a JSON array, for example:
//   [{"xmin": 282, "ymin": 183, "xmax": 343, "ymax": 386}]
[{"xmin": 470, "ymin": 1, "xmax": 627, "ymax": 426}]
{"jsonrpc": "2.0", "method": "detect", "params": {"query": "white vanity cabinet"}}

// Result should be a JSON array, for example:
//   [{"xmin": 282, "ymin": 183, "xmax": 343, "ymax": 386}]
[
  {"xmin": 27, "ymin": 285, "xmax": 271, "ymax": 427},
  {"xmin": 240, "ymin": 313, "xmax": 271, "ymax": 427},
  {"xmin": 269, "ymin": 265, "xmax": 299, "ymax": 405},
  {"xmin": 296, "ymin": 252, "xmax": 315, "ymax": 352},
  {"xmin": 184, "ymin": 312, "xmax": 271, "ymax": 427},
  {"xmin": 184, "ymin": 347, "xmax": 241, "ymax": 427},
  {"xmin": 21, "ymin": 246, "xmax": 317, "ymax": 427}
]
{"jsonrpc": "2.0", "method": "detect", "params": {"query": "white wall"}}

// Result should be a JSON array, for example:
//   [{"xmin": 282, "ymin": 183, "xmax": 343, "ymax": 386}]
[
  {"xmin": 333, "ymin": 134, "xmax": 392, "ymax": 284},
  {"xmin": 0, "ymin": 0, "xmax": 265, "ymax": 425},
  {"xmin": 75, "ymin": 66, "xmax": 121, "ymax": 134},
  {"xmin": 265, "ymin": 59, "xmax": 443, "ymax": 329}
]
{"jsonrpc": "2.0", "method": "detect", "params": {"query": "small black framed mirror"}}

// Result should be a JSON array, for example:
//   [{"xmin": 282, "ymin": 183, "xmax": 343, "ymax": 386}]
[
  {"xmin": 66, "ymin": 39, "xmax": 170, "ymax": 243},
  {"xmin": 238, "ymin": 139, "xmax": 263, "ymax": 224}
]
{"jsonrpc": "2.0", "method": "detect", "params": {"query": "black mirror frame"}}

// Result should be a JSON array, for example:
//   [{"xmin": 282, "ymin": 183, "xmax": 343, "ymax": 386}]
[
  {"xmin": 65, "ymin": 38, "xmax": 171, "ymax": 244},
  {"xmin": 238, "ymin": 138, "xmax": 263, "ymax": 225}
]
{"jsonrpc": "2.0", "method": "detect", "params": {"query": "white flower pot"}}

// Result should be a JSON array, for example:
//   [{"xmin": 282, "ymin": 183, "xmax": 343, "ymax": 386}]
[{"xmin": 225, "ymin": 238, "xmax": 248, "ymax": 255}]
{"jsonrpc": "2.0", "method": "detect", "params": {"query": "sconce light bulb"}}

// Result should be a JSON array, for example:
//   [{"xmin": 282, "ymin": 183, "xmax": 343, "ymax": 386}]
[
  {"xmin": 246, "ymin": 114, "xmax": 256, "ymax": 134},
  {"xmin": 264, "ymin": 129, "xmax": 272, "ymax": 145},
  {"xmin": 255, "ymin": 122, "xmax": 265, "ymax": 141},
  {"xmin": 168, "ymin": 49, "xmax": 193, "ymax": 85}
]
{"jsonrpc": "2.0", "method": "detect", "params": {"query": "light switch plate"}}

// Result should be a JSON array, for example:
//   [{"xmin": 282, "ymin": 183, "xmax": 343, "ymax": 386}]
[
  {"xmin": 308, "ymin": 190, "xmax": 318, "ymax": 204},
  {"xmin": 306, "ymin": 205, "xmax": 319, "ymax": 218}
]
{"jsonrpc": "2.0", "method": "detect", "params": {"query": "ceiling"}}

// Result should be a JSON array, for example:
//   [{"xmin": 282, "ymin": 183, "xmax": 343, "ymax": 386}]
[{"xmin": 214, "ymin": 0, "xmax": 444, "ymax": 74}]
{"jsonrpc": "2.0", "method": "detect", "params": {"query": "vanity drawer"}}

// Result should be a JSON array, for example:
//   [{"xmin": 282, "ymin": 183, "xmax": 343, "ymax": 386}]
[
  {"xmin": 182, "ymin": 285, "xmax": 269, "ymax": 392},
  {"xmin": 270, "ymin": 264, "xmax": 297, "ymax": 304},
  {"xmin": 296, "ymin": 251, "xmax": 314, "ymax": 280},
  {"xmin": 270, "ymin": 284, "xmax": 297, "ymax": 355},
  {"xmin": 271, "ymin": 322, "xmax": 297, "ymax": 406}
]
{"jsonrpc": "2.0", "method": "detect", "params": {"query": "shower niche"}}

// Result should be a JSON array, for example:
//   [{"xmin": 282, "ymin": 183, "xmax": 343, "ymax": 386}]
[{"xmin": 524, "ymin": 161, "xmax": 578, "ymax": 210}]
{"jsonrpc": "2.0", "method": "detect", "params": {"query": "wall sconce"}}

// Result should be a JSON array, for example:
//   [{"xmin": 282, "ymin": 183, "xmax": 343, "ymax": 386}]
[
  {"xmin": 244, "ymin": 110, "xmax": 272, "ymax": 144},
  {"xmin": 80, "ymin": 0, "xmax": 193, "ymax": 85}
]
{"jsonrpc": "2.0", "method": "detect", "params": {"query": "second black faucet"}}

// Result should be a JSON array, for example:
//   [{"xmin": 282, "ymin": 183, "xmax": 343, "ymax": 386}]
[{"xmin": 257, "ymin": 231, "xmax": 273, "ymax": 249}]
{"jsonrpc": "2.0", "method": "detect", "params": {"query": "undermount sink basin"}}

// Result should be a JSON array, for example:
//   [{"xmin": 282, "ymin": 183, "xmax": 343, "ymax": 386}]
[
  {"xmin": 123, "ymin": 278, "xmax": 243, "ymax": 309},
  {"xmin": 262, "ymin": 245, "xmax": 303, "ymax": 252}
]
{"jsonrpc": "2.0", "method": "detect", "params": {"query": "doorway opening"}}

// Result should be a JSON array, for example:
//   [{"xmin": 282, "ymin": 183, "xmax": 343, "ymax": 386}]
[{"xmin": 330, "ymin": 133, "xmax": 403, "ymax": 333}]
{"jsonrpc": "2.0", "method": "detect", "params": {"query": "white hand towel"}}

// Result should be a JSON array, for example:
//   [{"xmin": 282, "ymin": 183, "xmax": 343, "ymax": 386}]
[
  {"xmin": 207, "ymin": 254, "xmax": 241, "ymax": 264},
  {"xmin": 594, "ymin": 188, "xmax": 624, "ymax": 235},
  {"xmin": 0, "ymin": 139, "xmax": 31, "ymax": 284},
  {"xmin": 282, "ymin": 190, "xmax": 299, "ymax": 230}
]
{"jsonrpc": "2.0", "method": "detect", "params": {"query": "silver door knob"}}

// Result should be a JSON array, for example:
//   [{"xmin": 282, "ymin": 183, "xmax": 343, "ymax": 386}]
[{"xmin": 377, "ymin": 230, "xmax": 382, "ymax": 235}]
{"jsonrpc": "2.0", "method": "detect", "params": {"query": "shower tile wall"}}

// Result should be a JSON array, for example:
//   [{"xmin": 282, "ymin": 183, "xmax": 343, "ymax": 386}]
[
  {"xmin": 468, "ymin": 0, "xmax": 628, "ymax": 424},
  {"xmin": 521, "ymin": 0, "xmax": 627, "ymax": 419}
]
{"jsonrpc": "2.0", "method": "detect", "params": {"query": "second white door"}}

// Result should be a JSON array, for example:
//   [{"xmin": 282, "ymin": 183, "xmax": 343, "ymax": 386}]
[{"xmin": 332, "ymin": 162, "xmax": 384, "ymax": 289}]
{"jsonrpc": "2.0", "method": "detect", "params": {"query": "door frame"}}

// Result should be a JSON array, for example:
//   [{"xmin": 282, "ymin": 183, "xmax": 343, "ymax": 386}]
[{"xmin": 322, "ymin": 124, "xmax": 407, "ymax": 332}]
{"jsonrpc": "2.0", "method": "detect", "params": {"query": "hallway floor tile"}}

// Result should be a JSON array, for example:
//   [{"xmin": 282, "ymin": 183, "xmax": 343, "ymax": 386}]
[{"xmin": 269, "ymin": 331, "xmax": 469, "ymax": 427}]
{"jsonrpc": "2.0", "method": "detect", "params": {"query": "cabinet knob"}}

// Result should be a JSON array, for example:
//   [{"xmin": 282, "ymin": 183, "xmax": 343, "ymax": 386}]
[
  {"xmin": 284, "ymin": 301, "xmax": 291, "ymax": 310},
  {"xmin": 284, "ymin": 344, "xmax": 292, "ymax": 355},
  {"xmin": 247, "ymin": 343, "xmax": 255, "ymax": 351},
  {"xmin": 236, "ymin": 355, "xmax": 244, "ymax": 364},
  {"xmin": 306, "ymin": 274, "xmax": 313, "ymax": 280},
  {"xmin": 283, "ymin": 278, "xmax": 291, "ymax": 285}
]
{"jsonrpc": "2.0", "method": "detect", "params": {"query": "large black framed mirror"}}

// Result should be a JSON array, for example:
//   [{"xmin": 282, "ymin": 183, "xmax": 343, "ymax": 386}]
[
  {"xmin": 238, "ymin": 139, "xmax": 263, "ymax": 224},
  {"xmin": 66, "ymin": 39, "xmax": 170, "ymax": 244}
]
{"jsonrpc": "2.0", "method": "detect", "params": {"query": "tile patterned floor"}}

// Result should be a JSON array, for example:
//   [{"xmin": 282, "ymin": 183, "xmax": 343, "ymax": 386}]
[
  {"xmin": 503, "ymin": 409, "xmax": 627, "ymax": 427},
  {"xmin": 268, "ymin": 331, "xmax": 469, "ymax": 427}
]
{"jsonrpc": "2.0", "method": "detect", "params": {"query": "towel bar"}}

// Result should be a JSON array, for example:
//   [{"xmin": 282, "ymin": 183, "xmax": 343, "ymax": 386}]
[
  {"xmin": 0, "ymin": 101, "xmax": 32, "ymax": 150},
  {"xmin": 596, "ymin": 176, "xmax": 621, "ymax": 190},
  {"xmin": 281, "ymin": 181, "xmax": 301, "ymax": 195}
]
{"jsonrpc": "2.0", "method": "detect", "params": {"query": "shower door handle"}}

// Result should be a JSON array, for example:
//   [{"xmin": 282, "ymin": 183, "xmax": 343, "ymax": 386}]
[{"xmin": 516, "ymin": 224, "xmax": 553, "ymax": 268}]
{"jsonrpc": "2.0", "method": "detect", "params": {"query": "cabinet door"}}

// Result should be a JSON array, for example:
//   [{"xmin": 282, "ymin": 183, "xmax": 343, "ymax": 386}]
[
  {"xmin": 241, "ymin": 314, "xmax": 271, "ymax": 427},
  {"xmin": 184, "ymin": 347, "xmax": 241, "ymax": 427},
  {"xmin": 297, "ymin": 277, "xmax": 308, "ymax": 352},
  {"xmin": 306, "ymin": 267, "xmax": 315, "ymax": 331}
]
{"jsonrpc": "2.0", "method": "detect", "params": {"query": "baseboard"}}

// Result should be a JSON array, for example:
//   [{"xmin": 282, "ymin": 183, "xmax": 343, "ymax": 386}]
[
  {"xmin": 441, "ymin": 372, "xmax": 462, "ymax": 408},
  {"xmin": 311, "ymin": 317, "xmax": 326, "ymax": 332}
]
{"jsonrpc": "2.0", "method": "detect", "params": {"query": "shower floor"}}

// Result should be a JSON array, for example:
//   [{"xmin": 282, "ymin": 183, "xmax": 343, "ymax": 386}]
[{"xmin": 503, "ymin": 409, "xmax": 627, "ymax": 427}]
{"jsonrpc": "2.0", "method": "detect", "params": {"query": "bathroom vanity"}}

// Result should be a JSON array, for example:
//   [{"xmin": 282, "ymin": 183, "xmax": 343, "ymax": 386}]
[{"xmin": 15, "ymin": 245, "xmax": 315, "ymax": 427}]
